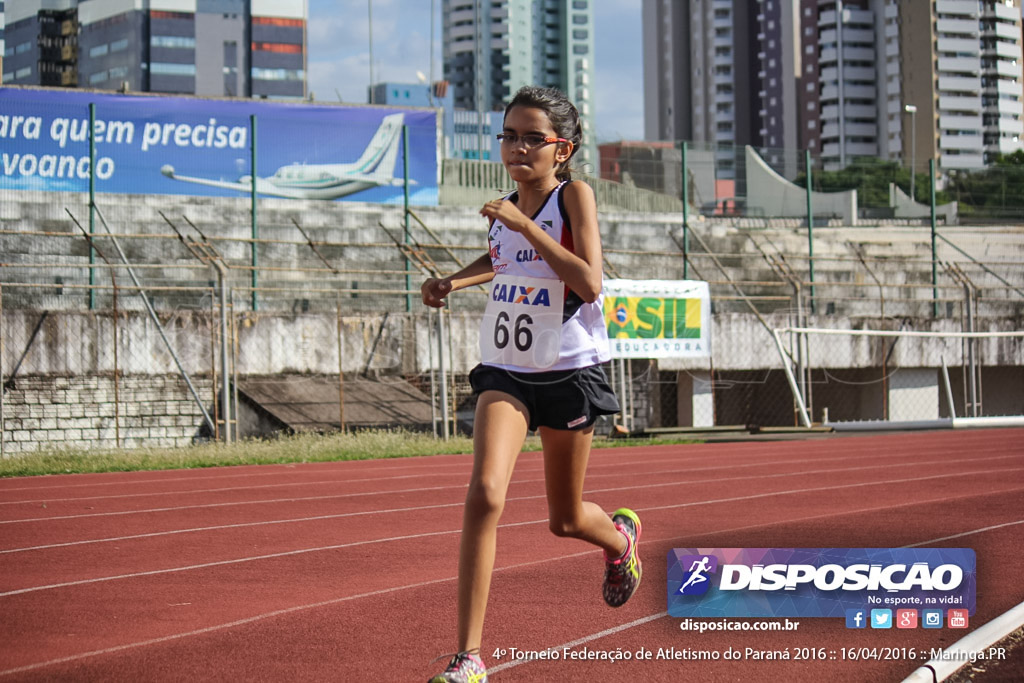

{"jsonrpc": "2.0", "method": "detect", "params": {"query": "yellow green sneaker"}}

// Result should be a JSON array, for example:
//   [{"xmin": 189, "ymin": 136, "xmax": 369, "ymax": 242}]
[
  {"xmin": 428, "ymin": 650, "xmax": 487, "ymax": 683},
  {"xmin": 603, "ymin": 508, "xmax": 642, "ymax": 607}
]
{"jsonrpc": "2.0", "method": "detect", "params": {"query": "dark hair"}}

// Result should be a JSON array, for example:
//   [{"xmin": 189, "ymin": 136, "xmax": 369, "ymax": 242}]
[{"xmin": 504, "ymin": 86, "xmax": 582, "ymax": 181}]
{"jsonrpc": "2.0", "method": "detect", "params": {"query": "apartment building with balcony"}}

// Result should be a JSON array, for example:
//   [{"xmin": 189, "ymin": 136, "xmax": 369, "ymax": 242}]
[
  {"xmin": 442, "ymin": 0, "xmax": 597, "ymax": 171},
  {"xmin": 2, "ymin": 0, "xmax": 306, "ymax": 99},
  {"xmin": 799, "ymin": 0, "xmax": 1022, "ymax": 173},
  {"xmin": 643, "ymin": 0, "xmax": 801, "ymax": 178}
]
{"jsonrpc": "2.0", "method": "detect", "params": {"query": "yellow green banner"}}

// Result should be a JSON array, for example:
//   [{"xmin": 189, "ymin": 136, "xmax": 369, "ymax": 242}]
[{"xmin": 603, "ymin": 279, "xmax": 711, "ymax": 358}]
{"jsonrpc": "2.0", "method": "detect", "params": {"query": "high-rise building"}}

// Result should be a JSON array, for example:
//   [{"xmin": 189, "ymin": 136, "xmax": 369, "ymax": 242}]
[
  {"xmin": 442, "ymin": 0, "xmax": 597, "ymax": 172},
  {"xmin": 2, "ymin": 0, "xmax": 306, "ymax": 99},
  {"xmin": 642, "ymin": 0, "xmax": 801, "ymax": 177},
  {"xmin": 647, "ymin": 0, "xmax": 1023, "ymax": 176},
  {"xmin": 800, "ymin": 0, "xmax": 1023, "ymax": 172}
]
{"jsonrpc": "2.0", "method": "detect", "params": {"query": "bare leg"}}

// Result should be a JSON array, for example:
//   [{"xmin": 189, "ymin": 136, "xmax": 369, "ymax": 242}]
[
  {"xmin": 539, "ymin": 425, "xmax": 627, "ymax": 557},
  {"xmin": 456, "ymin": 391, "xmax": 529, "ymax": 652}
]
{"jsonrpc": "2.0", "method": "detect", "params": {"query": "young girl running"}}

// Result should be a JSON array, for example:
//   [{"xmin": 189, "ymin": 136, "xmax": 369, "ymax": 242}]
[{"xmin": 422, "ymin": 86, "xmax": 642, "ymax": 683}]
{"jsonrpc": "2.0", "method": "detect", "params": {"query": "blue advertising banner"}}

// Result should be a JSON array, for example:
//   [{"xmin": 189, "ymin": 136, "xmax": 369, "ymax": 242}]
[
  {"xmin": 0, "ymin": 87, "xmax": 439, "ymax": 205},
  {"xmin": 668, "ymin": 548, "xmax": 976, "ymax": 620}
]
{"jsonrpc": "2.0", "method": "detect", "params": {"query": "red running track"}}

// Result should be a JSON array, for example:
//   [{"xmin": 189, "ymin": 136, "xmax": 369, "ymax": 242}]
[{"xmin": 0, "ymin": 429, "xmax": 1022, "ymax": 682}]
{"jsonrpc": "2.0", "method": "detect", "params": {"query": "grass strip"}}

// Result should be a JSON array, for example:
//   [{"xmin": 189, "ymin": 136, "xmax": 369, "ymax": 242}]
[{"xmin": 0, "ymin": 430, "xmax": 699, "ymax": 478}]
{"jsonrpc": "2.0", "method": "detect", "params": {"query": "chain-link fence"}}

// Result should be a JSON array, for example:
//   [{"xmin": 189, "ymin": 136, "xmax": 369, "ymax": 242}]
[
  {"xmin": 4, "ymin": 133, "xmax": 1024, "ymax": 454},
  {"xmin": 601, "ymin": 139, "xmax": 1024, "ymax": 224}
]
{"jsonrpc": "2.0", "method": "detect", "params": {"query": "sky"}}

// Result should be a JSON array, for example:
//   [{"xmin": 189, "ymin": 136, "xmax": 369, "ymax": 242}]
[{"xmin": 306, "ymin": 0, "xmax": 644, "ymax": 143}]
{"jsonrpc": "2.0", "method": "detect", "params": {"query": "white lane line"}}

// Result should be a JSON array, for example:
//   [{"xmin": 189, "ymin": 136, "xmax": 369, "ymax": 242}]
[
  {"xmin": 3, "ymin": 439, "xmax": 1011, "ymax": 504},
  {"xmin": 905, "ymin": 519, "xmax": 1024, "ymax": 547},
  {"xmin": 488, "ymin": 613, "xmax": 670, "ymax": 674},
  {"xmin": 3, "ymin": 453, "xmax": 1021, "ymax": 552},
  {"xmin": 3, "ymin": 466, "xmax": 1022, "ymax": 597},
  {"xmin": 0, "ymin": 454, "xmax": 687, "ymax": 505},
  {"xmin": 0, "ymin": 459, "xmax": 479, "ymax": 493},
  {"xmin": 0, "ymin": 438, "xmax": 819, "ymax": 494},
  {"xmin": 3, "ymin": 449, "xmax": 1018, "ymax": 527},
  {"xmin": 11, "ymin": 475, "xmax": 1024, "ymax": 558}
]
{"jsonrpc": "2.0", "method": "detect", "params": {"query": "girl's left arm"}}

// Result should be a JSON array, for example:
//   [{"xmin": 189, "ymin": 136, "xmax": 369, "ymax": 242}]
[{"xmin": 479, "ymin": 181, "xmax": 603, "ymax": 302}]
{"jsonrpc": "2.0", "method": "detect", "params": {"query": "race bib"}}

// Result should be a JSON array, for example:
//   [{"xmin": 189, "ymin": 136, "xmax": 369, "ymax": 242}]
[{"xmin": 480, "ymin": 273, "xmax": 564, "ymax": 369}]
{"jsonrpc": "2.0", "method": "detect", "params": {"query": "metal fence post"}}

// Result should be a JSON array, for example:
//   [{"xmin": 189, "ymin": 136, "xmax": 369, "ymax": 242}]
[
  {"xmin": 89, "ymin": 103, "xmax": 97, "ymax": 310},
  {"xmin": 681, "ymin": 140, "xmax": 689, "ymax": 280},
  {"xmin": 805, "ymin": 150, "xmax": 816, "ymax": 314},
  {"xmin": 437, "ymin": 308, "xmax": 450, "ymax": 440},
  {"xmin": 930, "ymin": 158, "xmax": 939, "ymax": 318},
  {"xmin": 250, "ymin": 114, "xmax": 259, "ymax": 312},
  {"xmin": 403, "ymin": 125, "xmax": 413, "ymax": 312},
  {"xmin": 216, "ymin": 262, "xmax": 231, "ymax": 443},
  {"xmin": 0, "ymin": 284, "xmax": 5, "ymax": 457}
]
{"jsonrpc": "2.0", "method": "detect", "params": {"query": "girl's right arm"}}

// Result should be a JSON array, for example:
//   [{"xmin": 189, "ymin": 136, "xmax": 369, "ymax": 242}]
[{"xmin": 421, "ymin": 253, "xmax": 495, "ymax": 308}]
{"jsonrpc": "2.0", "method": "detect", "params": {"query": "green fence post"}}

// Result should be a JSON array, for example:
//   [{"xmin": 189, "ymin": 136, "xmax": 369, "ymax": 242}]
[
  {"xmin": 403, "ymin": 125, "xmax": 412, "ymax": 312},
  {"xmin": 681, "ymin": 141, "xmax": 689, "ymax": 280},
  {"xmin": 89, "ymin": 103, "xmax": 97, "ymax": 310},
  {"xmin": 805, "ymin": 150, "xmax": 816, "ymax": 314},
  {"xmin": 250, "ymin": 114, "xmax": 258, "ymax": 311},
  {"xmin": 930, "ymin": 158, "xmax": 938, "ymax": 318}
]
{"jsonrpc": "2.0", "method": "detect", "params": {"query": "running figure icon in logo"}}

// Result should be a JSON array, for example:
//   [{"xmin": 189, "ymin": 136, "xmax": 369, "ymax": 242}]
[{"xmin": 678, "ymin": 555, "xmax": 718, "ymax": 596}]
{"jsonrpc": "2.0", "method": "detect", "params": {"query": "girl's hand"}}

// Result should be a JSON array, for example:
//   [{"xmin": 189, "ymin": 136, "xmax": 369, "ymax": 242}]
[
  {"xmin": 480, "ymin": 199, "xmax": 528, "ymax": 232},
  {"xmin": 421, "ymin": 277, "xmax": 452, "ymax": 308}
]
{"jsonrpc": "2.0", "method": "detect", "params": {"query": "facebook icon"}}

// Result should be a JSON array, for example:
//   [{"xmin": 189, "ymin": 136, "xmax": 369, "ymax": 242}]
[{"xmin": 846, "ymin": 609, "xmax": 867, "ymax": 629}]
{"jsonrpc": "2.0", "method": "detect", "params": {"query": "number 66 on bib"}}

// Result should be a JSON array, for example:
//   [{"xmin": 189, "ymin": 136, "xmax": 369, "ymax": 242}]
[{"xmin": 479, "ymin": 273, "xmax": 565, "ymax": 369}]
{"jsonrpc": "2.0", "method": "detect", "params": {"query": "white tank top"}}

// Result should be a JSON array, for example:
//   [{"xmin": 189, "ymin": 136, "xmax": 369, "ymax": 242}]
[{"xmin": 485, "ymin": 181, "xmax": 611, "ymax": 372}]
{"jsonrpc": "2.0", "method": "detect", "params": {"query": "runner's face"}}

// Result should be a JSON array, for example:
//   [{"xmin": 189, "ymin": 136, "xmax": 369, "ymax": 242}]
[{"xmin": 500, "ymin": 105, "xmax": 571, "ymax": 184}]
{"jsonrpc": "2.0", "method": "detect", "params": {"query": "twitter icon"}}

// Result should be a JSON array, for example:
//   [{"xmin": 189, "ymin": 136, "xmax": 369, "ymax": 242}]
[{"xmin": 871, "ymin": 609, "xmax": 893, "ymax": 629}]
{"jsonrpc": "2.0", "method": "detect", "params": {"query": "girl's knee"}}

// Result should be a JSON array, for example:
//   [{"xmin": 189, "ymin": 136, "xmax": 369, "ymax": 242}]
[
  {"xmin": 548, "ymin": 515, "xmax": 584, "ymax": 539},
  {"xmin": 465, "ymin": 478, "xmax": 507, "ymax": 518}
]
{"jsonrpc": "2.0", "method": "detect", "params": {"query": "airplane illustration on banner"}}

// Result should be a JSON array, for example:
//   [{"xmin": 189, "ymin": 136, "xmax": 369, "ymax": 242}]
[{"xmin": 160, "ymin": 112, "xmax": 407, "ymax": 200}]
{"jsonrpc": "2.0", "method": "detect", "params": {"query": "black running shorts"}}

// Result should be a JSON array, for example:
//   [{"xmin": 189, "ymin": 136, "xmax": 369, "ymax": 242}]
[{"xmin": 469, "ymin": 363, "xmax": 621, "ymax": 431}]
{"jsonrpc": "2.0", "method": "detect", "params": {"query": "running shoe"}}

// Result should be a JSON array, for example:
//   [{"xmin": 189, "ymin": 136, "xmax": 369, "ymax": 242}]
[
  {"xmin": 603, "ymin": 508, "xmax": 642, "ymax": 607},
  {"xmin": 428, "ymin": 650, "xmax": 487, "ymax": 683}
]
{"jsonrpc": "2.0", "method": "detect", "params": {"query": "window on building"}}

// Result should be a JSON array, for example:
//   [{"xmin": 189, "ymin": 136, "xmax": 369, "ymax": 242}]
[
  {"xmin": 252, "ymin": 16, "xmax": 304, "ymax": 28},
  {"xmin": 252, "ymin": 42, "xmax": 302, "ymax": 54},
  {"xmin": 111, "ymin": 39, "xmax": 129, "ymax": 52},
  {"xmin": 90, "ymin": 44, "xmax": 109, "ymax": 57},
  {"xmin": 252, "ymin": 67, "xmax": 304, "ymax": 81},
  {"xmin": 152, "ymin": 36, "xmax": 196, "ymax": 49},
  {"xmin": 151, "ymin": 63, "xmax": 196, "ymax": 76},
  {"xmin": 89, "ymin": 70, "xmax": 109, "ymax": 84}
]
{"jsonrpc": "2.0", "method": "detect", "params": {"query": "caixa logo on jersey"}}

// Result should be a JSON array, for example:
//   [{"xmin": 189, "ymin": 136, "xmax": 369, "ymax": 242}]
[
  {"xmin": 491, "ymin": 282, "xmax": 552, "ymax": 307},
  {"xmin": 667, "ymin": 548, "xmax": 976, "ymax": 619}
]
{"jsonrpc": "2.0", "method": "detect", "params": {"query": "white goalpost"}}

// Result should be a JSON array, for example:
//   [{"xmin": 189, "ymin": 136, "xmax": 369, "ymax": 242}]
[{"xmin": 771, "ymin": 326, "xmax": 1024, "ymax": 430}]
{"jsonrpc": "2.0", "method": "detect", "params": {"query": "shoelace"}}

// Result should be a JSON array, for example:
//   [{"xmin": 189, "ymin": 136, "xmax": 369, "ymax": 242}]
[{"xmin": 430, "ymin": 649, "xmax": 481, "ymax": 670}]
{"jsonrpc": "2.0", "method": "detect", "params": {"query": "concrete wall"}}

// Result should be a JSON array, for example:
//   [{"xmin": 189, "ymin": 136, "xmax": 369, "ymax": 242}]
[
  {"xmin": 2, "ymin": 374, "xmax": 213, "ymax": 452},
  {"xmin": 745, "ymin": 145, "xmax": 858, "ymax": 224}
]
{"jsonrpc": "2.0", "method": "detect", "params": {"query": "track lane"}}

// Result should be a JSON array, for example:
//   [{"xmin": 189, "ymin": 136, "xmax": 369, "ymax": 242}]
[
  {"xmin": 4, "ymin": 491, "xmax": 1021, "ymax": 681},
  {"xmin": 0, "ymin": 429, "xmax": 1020, "ymax": 680}
]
